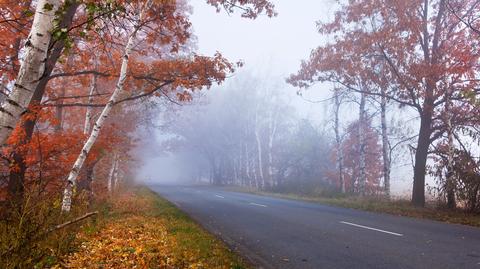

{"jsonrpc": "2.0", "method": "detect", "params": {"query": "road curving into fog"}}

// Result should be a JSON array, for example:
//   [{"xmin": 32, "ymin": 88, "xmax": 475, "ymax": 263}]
[{"xmin": 150, "ymin": 185, "xmax": 480, "ymax": 269}]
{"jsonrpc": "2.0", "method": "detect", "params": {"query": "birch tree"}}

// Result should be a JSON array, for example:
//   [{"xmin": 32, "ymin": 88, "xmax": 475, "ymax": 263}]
[
  {"xmin": 289, "ymin": 0, "xmax": 480, "ymax": 206},
  {"xmin": 61, "ymin": 1, "xmax": 152, "ymax": 212},
  {"xmin": 0, "ymin": 0, "xmax": 61, "ymax": 145},
  {"xmin": 83, "ymin": 68, "xmax": 98, "ymax": 135},
  {"xmin": 254, "ymin": 103, "xmax": 264, "ymax": 189},
  {"xmin": 333, "ymin": 88, "xmax": 345, "ymax": 193},
  {"xmin": 380, "ymin": 86, "xmax": 391, "ymax": 198},
  {"xmin": 358, "ymin": 92, "xmax": 367, "ymax": 196}
]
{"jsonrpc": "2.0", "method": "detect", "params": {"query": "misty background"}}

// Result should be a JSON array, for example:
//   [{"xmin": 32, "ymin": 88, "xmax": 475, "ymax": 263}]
[{"xmin": 134, "ymin": 0, "xmax": 421, "ymax": 196}]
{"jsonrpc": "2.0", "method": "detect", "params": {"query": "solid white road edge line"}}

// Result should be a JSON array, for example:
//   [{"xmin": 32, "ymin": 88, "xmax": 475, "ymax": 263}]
[
  {"xmin": 340, "ymin": 221, "xmax": 404, "ymax": 237},
  {"xmin": 249, "ymin": 202, "xmax": 268, "ymax": 208},
  {"xmin": 215, "ymin": 194, "xmax": 225, "ymax": 199}
]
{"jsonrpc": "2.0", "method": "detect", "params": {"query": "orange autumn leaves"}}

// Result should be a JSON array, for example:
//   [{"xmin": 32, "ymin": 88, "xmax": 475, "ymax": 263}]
[{"xmin": 58, "ymin": 191, "xmax": 244, "ymax": 269}]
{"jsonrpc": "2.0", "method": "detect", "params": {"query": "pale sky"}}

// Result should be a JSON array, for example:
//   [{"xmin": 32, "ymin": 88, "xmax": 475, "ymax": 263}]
[{"xmin": 190, "ymin": 1, "xmax": 335, "ymax": 76}]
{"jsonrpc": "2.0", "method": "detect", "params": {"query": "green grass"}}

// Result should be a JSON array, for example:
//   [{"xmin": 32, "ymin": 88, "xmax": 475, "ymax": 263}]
[{"xmin": 140, "ymin": 188, "xmax": 248, "ymax": 268}]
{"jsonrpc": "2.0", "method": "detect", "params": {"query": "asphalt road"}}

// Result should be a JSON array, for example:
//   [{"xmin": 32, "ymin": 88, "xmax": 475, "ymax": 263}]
[{"xmin": 150, "ymin": 184, "xmax": 480, "ymax": 269}]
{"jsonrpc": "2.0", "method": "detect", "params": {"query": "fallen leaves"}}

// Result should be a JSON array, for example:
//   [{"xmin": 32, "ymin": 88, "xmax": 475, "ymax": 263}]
[{"xmin": 55, "ymin": 189, "xmax": 246, "ymax": 269}]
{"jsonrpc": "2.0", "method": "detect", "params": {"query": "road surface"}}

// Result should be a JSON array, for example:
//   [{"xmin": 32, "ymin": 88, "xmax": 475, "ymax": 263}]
[{"xmin": 150, "ymin": 185, "xmax": 480, "ymax": 269}]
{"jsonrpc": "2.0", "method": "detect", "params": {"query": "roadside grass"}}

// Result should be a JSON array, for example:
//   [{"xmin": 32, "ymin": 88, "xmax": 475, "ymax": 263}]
[
  {"xmin": 56, "ymin": 187, "xmax": 248, "ymax": 269},
  {"xmin": 227, "ymin": 186, "xmax": 480, "ymax": 228}
]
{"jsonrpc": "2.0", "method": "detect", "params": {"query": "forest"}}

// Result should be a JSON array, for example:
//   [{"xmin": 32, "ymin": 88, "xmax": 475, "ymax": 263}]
[{"xmin": 1, "ymin": 0, "xmax": 480, "ymax": 268}]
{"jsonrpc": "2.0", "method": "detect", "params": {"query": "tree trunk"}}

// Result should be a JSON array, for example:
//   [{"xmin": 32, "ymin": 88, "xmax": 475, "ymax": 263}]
[
  {"xmin": 445, "ymin": 89, "xmax": 456, "ymax": 209},
  {"xmin": 358, "ymin": 92, "xmax": 367, "ymax": 196},
  {"xmin": 84, "ymin": 62, "xmax": 98, "ymax": 134},
  {"xmin": 380, "ymin": 87, "xmax": 391, "ymax": 198},
  {"xmin": 334, "ymin": 88, "xmax": 345, "ymax": 193},
  {"xmin": 55, "ymin": 85, "xmax": 65, "ymax": 132},
  {"xmin": 61, "ymin": 2, "xmax": 149, "ymax": 211},
  {"xmin": 412, "ymin": 105, "xmax": 433, "ymax": 207},
  {"xmin": 412, "ymin": 0, "xmax": 445, "ymax": 207},
  {"xmin": 113, "ymin": 159, "xmax": 120, "ymax": 190},
  {"xmin": 254, "ymin": 107, "xmax": 264, "ymax": 189},
  {"xmin": 0, "ymin": 0, "xmax": 62, "ymax": 145},
  {"xmin": 107, "ymin": 153, "xmax": 117, "ymax": 193},
  {"xmin": 6, "ymin": 1, "xmax": 79, "ymax": 204},
  {"xmin": 267, "ymin": 107, "xmax": 278, "ymax": 188},
  {"xmin": 54, "ymin": 54, "xmax": 74, "ymax": 132}
]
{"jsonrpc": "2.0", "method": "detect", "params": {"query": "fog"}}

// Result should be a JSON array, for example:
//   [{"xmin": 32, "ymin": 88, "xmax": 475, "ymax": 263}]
[{"xmin": 135, "ymin": 0, "xmax": 431, "ymax": 197}]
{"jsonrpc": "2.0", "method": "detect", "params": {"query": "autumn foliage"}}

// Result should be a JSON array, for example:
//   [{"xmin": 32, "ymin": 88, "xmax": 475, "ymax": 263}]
[
  {"xmin": 289, "ymin": 0, "xmax": 480, "ymax": 208},
  {"xmin": 0, "ymin": 0, "xmax": 275, "ymax": 267}
]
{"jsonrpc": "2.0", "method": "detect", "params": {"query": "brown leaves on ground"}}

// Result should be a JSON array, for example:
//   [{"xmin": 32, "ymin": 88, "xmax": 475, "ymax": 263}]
[{"xmin": 55, "ymin": 188, "xmax": 246, "ymax": 269}]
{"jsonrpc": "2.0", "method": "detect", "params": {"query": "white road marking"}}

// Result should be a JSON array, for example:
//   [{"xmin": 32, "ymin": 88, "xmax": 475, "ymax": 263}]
[
  {"xmin": 215, "ymin": 194, "xmax": 225, "ymax": 199},
  {"xmin": 340, "ymin": 221, "xmax": 403, "ymax": 237},
  {"xmin": 249, "ymin": 202, "xmax": 268, "ymax": 208}
]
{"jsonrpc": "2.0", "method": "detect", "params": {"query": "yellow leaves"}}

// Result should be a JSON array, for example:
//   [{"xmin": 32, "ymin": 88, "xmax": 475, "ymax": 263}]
[{"xmin": 59, "ymin": 190, "xmax": 245, "ymax": 269}]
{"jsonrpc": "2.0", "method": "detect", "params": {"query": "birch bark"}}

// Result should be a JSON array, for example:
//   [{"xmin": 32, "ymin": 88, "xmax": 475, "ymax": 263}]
[
  {"xmin": 267, "ymin": 105, "xmax": 278, "ymax": 187},
  {"xmin": 107, "ymin": 153, "xmax": 117, "ymax": 193},
  {"xmin": 358, "ymin": 92, "xmax": 367, "ymax": 196},
  {"xmin": 0, "ymin": 0, "xmax": 62, "ymax": 144},
  {"xmin": 254, "ymin": 105, "xmax": 264, "ymax": 189},
  {"xmin": 83, "ymin": 68, "xmax": 98, "ymax": 135},
  {"xmin": 380, "ymin": 87, "xmax": 391, "ymax": 198}
]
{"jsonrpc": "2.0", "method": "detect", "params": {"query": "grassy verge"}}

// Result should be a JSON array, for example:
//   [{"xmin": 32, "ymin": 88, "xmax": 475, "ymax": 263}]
[
  {"xmin": 55, "ymin": 187, "xmax": 248, "ymax": 269},
  {"xmin": 227, "ymin": 186, "xmax": 480, "ymax": 228}
]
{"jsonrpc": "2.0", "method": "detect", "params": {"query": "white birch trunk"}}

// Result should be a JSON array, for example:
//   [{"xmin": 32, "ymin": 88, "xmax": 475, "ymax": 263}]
[
  {"xmin": 61, "ymin": 2, "xmax": 151, "ymax": 211},
  {"xmin": 83, "ymin": 62, "xmax": 98, "ymax": 134},
  {"xmin": 107, "ymin": 153, "xmax": 117, "ymax": 193},
  {"xmin": 233, "ymin": 158, "xmax": 238, "ymax": 185},
  {"xmin": 267, "ymin": 107, "xmax": 278, "ymax": 187},
  {"xmin": 334, "ymin": 88, "xmax": 345, "ymax": 193},
  {"xmin": 252, "ymin": 150, "xmax": 258, "ymax": 189},
  {"xmin": 245, "ymin": 142, "xmax": 251, "ymax": 185},
  {"xmin": 113, "ymin": 159, "xmax": 120, "ymax": 190},
  {"xmin": 0, "ymin": 0, "xmax": 61, "ymax": 144},
  {"xmin": 254, "ymin": 106, "xmax": 264, "ymax": 189},
  {"xmin": 380, "ymin": 87, "xmax": 391, "ymax": 198},
  {"xmin": 358, "ymin": 92, "xmax": 367, "ymax": 196}
]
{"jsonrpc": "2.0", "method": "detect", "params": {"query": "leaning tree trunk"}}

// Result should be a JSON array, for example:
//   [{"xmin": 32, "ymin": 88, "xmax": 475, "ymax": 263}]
[
  {"xmin": 334, "ymin": 88, "xmax": 345, "ymax": 193},
  {"xmin": 380, "ymin": 87, "xmax": 391, "ymax": 198},
  {"xmin": 0, "ymin": 0, "xmax": 61, "ymax": 145},
  {"xmin": 358, "ymin": 92, "xmax": 367, "ymax": 196},
  {"xmin": 61, "ymin": 3, "xmax": 148, "ymax": 211}
]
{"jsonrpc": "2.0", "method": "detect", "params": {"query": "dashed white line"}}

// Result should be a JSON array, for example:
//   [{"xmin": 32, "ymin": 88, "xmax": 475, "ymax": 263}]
[
  {"xmin": 249, "ymin": 202, "xmax": 268, "ymax": 208},
  {"xmin": 215, "ymin": 194, "xmax": 225, "ymax": 199},
  {"xmin": 340, "ymin": 221, "xmax": 403, "ymax": 237}
]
